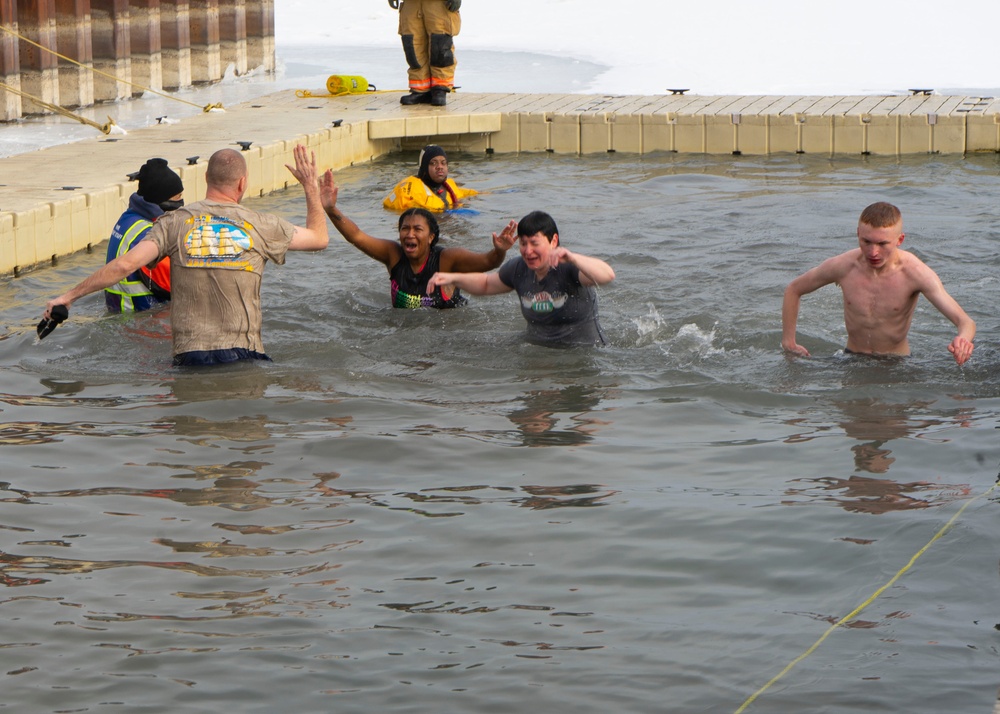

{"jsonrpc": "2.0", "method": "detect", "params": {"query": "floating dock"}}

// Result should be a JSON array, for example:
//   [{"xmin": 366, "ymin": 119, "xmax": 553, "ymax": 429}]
[{"xmin": 2, "ymin": 88, "xmax": 1000, "ymax": 277}]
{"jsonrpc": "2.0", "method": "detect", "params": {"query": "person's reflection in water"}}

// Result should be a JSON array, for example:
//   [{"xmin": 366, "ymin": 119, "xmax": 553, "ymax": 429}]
[
  {"xmin": 519, "ymin": 484, "xmax": 617, "ymax": 509},
  {"xmin": 784, "ymin": 473, "xmax": 972, "ymax": 515},
  {"xmin": 167, "ymin": 363, "xmax": 271, "ymax": 404},
  {"xmin": 507, "ymin": 385, "xmax": 612, "ymax": 447},
  {"xmin": 837, "ymin": 398, "xmax": 939, "ymax": 475},
  {"xmin": 850, "ymin": 440, "xmax": 895, "ymax": 474},
  {"xmin": 783, "ymin": 397, "xmax": 972, "ymax": 514}
]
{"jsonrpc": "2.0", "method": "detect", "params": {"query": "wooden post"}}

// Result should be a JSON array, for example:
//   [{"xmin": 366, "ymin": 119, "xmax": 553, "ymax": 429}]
[
  {"xmin": 0, "ymin": 0, "xmax": 22, "ymax": 120},
  {"xmin": 245, "ymin": 0, "xmax": 273, "ymax": 73},
  {"xmin": 159, "ymin": 0, "xmax": 190, "ymax": 89},
  {"xmin": 188, "ymin": 0, "xmax": 219, "ymax": 84},
  {"xmin": 90, "ymin": 0, "xmax": 131, "ymax": 102},
  {"xmin": 218, "ymin": 0, "xmax": 246, "ymax": 76},
  {"xmin": 16, "ymin": 0, "xmax": 60, "ymax": 113},
  {"xmin": 129, "ymin": 0, "xmax": 162, "ymax": 94},
  {"xmin": 54, "ymin": 0, "xmax": 94, "ymax": 108}
]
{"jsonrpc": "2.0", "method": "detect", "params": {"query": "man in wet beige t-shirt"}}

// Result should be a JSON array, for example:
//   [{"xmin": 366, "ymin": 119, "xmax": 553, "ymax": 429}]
[{"xmin": 44, "ymin": 145, "xmax": 331, "ymax": 366}]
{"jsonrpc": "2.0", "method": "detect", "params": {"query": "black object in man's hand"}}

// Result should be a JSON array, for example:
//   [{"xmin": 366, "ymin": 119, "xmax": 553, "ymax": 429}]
[{"xmin": 37, "ymin": 305, "xmax": 69, "ymax": 339}]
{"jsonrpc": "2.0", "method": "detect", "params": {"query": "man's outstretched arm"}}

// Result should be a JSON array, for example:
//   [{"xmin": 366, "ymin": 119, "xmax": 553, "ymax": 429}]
[{"xmin": 44, "ymin": 240, "xmax": 160, "ymax": 318}]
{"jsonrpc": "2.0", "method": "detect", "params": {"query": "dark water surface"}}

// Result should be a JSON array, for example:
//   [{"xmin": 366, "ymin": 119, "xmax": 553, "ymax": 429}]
[{"xmin": 2, "ymin": 152, "xmax": 999, "ymax": 713}]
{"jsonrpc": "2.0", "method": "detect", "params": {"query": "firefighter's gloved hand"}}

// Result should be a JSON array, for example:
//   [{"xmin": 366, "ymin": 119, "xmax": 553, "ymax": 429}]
[
  {"xmin": 445, "ymin": 0, "xmax": 461, "ymax": 11},
  {"xmin": 388, "ymin": 0, "xmax": 399, "ymax": 9}
]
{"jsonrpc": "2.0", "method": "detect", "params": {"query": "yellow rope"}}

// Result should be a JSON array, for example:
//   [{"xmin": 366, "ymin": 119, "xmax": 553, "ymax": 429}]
[
  {"xmin": 734, "ymin": 477, "xmax": 1000, "ymax": 713},
  {"xmin": 295, "ymin": 89, "xmax": 349, "ymax": 99},
  {"xmin": 294, "ymin": 88, "xmax": 399, "ymax": 99},
  {"xmin": 0, "ymin": 80, "xmax": 115, "ymax": 133},
  {"xmin": 0, "ymin": 24, "xmax": 223, "ymax": 113}
]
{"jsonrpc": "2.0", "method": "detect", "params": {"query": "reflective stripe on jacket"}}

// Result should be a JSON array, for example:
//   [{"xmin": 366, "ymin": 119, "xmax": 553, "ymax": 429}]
[{"xmin": 105, "ymin": 215, "xmax": 157, "ymax": 312}]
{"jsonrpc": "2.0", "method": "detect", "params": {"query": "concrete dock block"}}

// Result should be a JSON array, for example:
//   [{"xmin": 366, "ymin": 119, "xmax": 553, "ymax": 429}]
[
  {"xmin": 13, "ymin": 206, "xmax": 44, "ymax": 272},
  {"xmin": 86, "ymin": 186, "xmax": 126, "ymax": 251},
  {"xmin": 674, "ymin": 114, "xmax": 705, "ymax": 153},
  {"xmin": 323, "ymin": 126, "xmax": 349, "ymax": 170},
  {"xmin": 241, "ymin": 145, "xmax": 266, "ymax": 197},
  {"xmin": 350, "ymin": 125, "xmax": 377, "ymax": 166},
  {"xmin": 641, "ymin": 113, "xmax": 675, "ymax": 153},
  {"xmin": 315, "ymin": 131, "xmax": 339, "ymax": 174},
  {"xmin": 832, "ymin": 115, "xmax": 865, "ymax": 155},
  {"xmin": 368, "ymin": 118, "xmax": 406, "ymax": 140},
  {"xmin": 50, "ymin": 198, "xmax": 75, "ymax": 257},
  {"xmin": 331, "ymin": 127, "xmax": 353, "ymax": 168},
  {"xmin": 255, "ymin": 142, "xmax": 279, "ymax": 194},
  {"xmin": 0, "ymin": 213, "xmax": 14, "ymax": 276},
  {"xmin": 178, "ymin": 163, "xmax": 207, "ymax": 202},
  {"xmin": 404, "ymin": 116, "xmax": 439, "ymax": 138},
  {"xmin": 798, "ymin": 114, "xmax": 833, "ymax": 154},
  {"xmin": 518, "ymin": 113, "xmax": 551, "ymax": 153},
  {"xmin": 898, "ymin": 114, "xmax": 933, "ymax": 154},
  {"xmin": 579, "ymin": 113, "xmax": 610, "ymax": 154},
  {"xmin": 275, "ymin": 142, "xmax": 298, "ymax": 190},
  {"xmin": 305, "ymin": 130, "xmax": 327, "ymax": 148},
  {"xmin": 550, "ymin": 114, "xmax": 581, "ymax": 153},
  {"xmin": 35, "ymin": 206, "xmax": 55, "ymax": 264},
  {"xmin": 735, "ymin": 114, "xmax": 770, "ymax": 155},
  {"xmin": 609, "ymin": 113, "xmax": 643, "ymax": 153},
  {"xmin": 468, "ymin": 113, "xmax": 501, "ymax": 133},
  {"xmin": 704, "ymin": 114, "xmax": 735, "ymax": 154},
  {"xmin": 436, "ymin": 113, "xmax": 471, "ymax": 136},
  {"xmin": 865, "ymin": 115, "xmax": 899, "ymax": 155},
  {"xmin": 768, "ymin": 114, "xmax": 799, "ymax": 154},
  {"xmin": 487, "ymin": 114, "xmax": 521, "ymax": 154},
  {"xmin": 67, "ymin": 194, "xmax": 92, "ymax": 253},
  {"xmin": 965, "ymin": 114, "xmax": 1000, "ymax": 153},
  {"xmin": 930, "ymin": 114, "xmax": 966, "ymax": 153}
]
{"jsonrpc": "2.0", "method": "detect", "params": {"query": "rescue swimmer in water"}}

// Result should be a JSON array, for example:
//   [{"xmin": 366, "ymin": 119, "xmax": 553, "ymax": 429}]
[{"xmin": 382, "ymin": 145, "xmax": 477, "ymax": 213}]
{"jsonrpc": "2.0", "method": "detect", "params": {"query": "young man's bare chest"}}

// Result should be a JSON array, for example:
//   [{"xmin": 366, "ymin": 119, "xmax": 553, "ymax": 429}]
[{"xmin": 839, "ymin": 264, "xmax": 919, "ymax": 321}]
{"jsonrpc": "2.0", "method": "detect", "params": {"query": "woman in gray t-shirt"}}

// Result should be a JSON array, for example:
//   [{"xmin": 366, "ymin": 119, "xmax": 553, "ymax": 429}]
[{"xmin": 427, "ymin": 211, "xmax": 616, "ymax": 346}]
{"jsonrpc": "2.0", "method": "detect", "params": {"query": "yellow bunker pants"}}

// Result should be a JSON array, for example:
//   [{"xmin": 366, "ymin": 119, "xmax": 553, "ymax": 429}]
[{"xmin": 399, "ymin": 0, "xmax": 461, "ymax": 92}]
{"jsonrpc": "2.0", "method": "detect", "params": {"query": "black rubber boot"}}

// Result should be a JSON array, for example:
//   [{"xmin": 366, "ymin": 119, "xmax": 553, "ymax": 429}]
[
  {"xmin": 400, "ymin": 91, "xmax": 432, "ymax": 105},
  {"xmin": 431, "ymin": 88, "xmax": 448, "ymax": 106}
]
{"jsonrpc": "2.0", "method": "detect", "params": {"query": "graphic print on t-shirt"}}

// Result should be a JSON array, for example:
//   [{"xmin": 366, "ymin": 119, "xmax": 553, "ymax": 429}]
[
  {"xmin": 182, "ymin": 215, "xmax": 255, "ymax": 269},
  {"xmin": 391, "ymin": 280, "xmax": 437, "ymax": 308},
  {"xmin": 520, "ymin": 290, "xmax": 568, "ymax": 313}
]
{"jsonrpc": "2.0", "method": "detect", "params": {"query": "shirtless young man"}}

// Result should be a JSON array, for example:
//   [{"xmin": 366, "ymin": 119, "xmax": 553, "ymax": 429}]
[{"xmin": 781, "ymin": 201, "xmax": 975, "ymax": 365}]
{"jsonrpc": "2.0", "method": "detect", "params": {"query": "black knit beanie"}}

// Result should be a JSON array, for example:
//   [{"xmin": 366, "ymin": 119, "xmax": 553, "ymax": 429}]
[{"xmin": 137, "ymin": 158, "xmax": 184, "ymax": 205}]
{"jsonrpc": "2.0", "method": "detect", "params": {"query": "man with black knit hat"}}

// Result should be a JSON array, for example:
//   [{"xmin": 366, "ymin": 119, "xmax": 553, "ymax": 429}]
[
  {"xmin": 104, "ymin": 157, "xmax": 185, "ymax": 312},
  {"xmin": 383, "ymin": 144, "xmax": 477, "ymax": 212}
]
